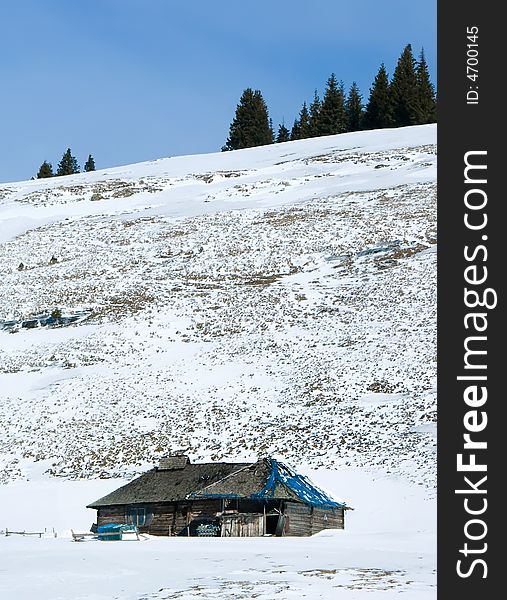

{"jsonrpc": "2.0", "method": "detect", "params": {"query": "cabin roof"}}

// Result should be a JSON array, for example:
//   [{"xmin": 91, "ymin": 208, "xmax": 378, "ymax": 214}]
[
  {"xmin": 87, "ymin": 456, "xmax": 347, "ymax": 509},
  {"xmin": 190, "ymin": 458, "xmax": 346, "ymax": 509},
  {"xmin": 87, "ymin": 461, "xmax": 250, "ymax": 508}
]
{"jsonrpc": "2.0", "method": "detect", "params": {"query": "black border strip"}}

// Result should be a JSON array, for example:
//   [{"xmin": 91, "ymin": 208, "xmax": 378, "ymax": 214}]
[{"xmin": 438, "ymin": 2, "xmax": 501, "ymax": 597}]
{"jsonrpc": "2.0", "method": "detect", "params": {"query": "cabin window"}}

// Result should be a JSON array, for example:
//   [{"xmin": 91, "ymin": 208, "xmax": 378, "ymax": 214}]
[{"xmin": 126, "ymin": 507, "xmax": 146, "ymax": 527}]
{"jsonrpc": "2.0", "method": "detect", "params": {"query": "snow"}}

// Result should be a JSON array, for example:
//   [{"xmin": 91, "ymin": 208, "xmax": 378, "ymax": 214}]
[
  {"xmin": 0, "ymin": 125, "xmax": 437, "ymax": 597},
  {"xmin": 356, "ymin": 392, "xmax": 405, "ymax": 407},
  {"xmin": 0, "ymin": 467, "xmax": 435, "ymax": 600},
  {"xmin": 0, "ymin": 125, "xmax": 436, "ymax": 244}
]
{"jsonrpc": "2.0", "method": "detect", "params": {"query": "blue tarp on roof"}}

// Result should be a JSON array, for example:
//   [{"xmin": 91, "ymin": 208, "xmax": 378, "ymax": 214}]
[
  {"xmin": 190, "ymin": 458, "xmax": 346, "ymax": 509},
  {"xmin": 253, "ymin": 458, "xmax": 346, "ymax": 509}
]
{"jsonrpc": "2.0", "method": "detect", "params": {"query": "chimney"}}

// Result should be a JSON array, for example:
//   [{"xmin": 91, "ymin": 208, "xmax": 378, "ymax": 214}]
[{"xmin": 158, "ymin": 452, "xmax": 190, "ymax": 471}]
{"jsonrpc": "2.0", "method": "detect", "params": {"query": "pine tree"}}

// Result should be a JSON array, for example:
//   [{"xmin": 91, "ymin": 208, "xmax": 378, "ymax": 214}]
[
  {"xmin": 290, "ymin": 118, "xmax": 301, "ymax": 141},
  {"xmin": 318, "ymin": 74, "xmax": 347, "ymax": 135},
  {"xmin": 309, "ymin": 90, "xmax": 322, "ymax": 137},
  {"xmin": 298, "ymin": 102, "xmax": 311, "ymax": 138},
  {"xmin": 269, "ymin": 118, "xmax": 275, "ymax": 144},
  {"xmin": 346, "ymin": 82, "xmax": 363, "ymax": 132},
  {"xmin": 84, "ymin": 154, "xmax": 96, "ymax": 172},
  {"xmin": 37, "ymin": 160, "xmax": 53, "ymax": 178},
  {"xmin": 390, "ymin": 44, "xmax": 420, "ymax": 127},
  {"xmin": 290, "ymin": 102, "xmax": 311, "ymax": 140},
  {"xmin": 416, "ymin": 49, "xmax": 436, "ymax": 123},
  {"xmin": 276, "ymin": 122, "xmax": 290, "ymax": 143},
  {"xmin": 56, "ymin": 148, "xmax": 80, "ymax": 176},
  {"xmin": 223, "ymin": 88, "xmax": 273, "ymax": 150},
  {"xmin": 362, "ymin": 63, "xmax": 394, "ymax": 130}
]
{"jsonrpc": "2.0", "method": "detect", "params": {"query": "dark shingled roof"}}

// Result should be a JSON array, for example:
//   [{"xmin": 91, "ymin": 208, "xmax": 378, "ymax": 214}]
[
  {"xmin": 87, "ymin": 457, "xmax": 347, "ymax": 509},
  {"xmin": 188, "ymin": 460, "xmax": 299, "ymax": 502},
  {"xmin": 87, "ymin": 461, "xmax": 250, "ymax": 508},
  {"xmin": 191, "ymin": 458, "xmax": 346, "ymax": 508}
]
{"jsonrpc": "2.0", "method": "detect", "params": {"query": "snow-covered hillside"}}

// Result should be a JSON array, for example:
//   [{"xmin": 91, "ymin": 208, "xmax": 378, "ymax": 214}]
[
  {"xmin": 0, "ymin": 125, "xmax": 437, "ymax": 599},
  {"xmin": 0, "ymin": 125, "xmax": 436, "ymax": 487}
]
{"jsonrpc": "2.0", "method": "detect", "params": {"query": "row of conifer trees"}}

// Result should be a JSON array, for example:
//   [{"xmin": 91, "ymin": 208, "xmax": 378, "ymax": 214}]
[
  {"xmin": 223, "ymin": 44, "xmax": 435, "ymax": 151},
  {"xmin": 32, "ymin": 44, "xmax": 433, "ymax": 176},
  {"xmin": 36, "ymin": 149, "xmax": 95, "ymax": 178}
]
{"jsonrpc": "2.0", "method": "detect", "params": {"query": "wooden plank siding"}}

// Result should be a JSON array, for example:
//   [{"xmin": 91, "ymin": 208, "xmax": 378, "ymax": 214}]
[
  {"xmin": 283, "ymin": 502, "xmax": 313, "ymax": 536},
  {"xmin": 148, "ymin": 502, "xmax": 176, "ymax": 536},
  {"xmin": 97, "ymin": 506, "xmax": 125, "ymax": 526},
  {"xmin": 189, "ymin": 499, "xmax": 221, "ymax": 521},
  {"xmin": 283, "ymin": 502, "xmax": 344, "ymax": 536},
  {"xmin": 221, "ymin": 513, "xmax": 264, "ymax": 537},
  {"xmin": 97, "ymin": 504, "xmax": 175, "ymax": 535},
  {"xmin": 98, "ymin": 500, "xmax": 222, "ymax": 536},
  {"xmin": 310, "ymin": 507, "xmax": 344, "ymax": 534},
  {"xmin": 97, "ymin": 500, "xmax": 344, "ymax": 537}
]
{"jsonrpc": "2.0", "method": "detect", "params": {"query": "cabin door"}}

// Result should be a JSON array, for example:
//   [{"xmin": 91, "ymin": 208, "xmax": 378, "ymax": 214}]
[{"xmin": 220, "ymin": 513, "xmax": 264, "ymax": 537}]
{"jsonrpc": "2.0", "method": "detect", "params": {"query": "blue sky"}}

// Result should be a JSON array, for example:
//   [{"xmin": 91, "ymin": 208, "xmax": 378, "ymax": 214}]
[{"xmin": 0, "ymin": 1, "xmax": 436, "ymax": 183}]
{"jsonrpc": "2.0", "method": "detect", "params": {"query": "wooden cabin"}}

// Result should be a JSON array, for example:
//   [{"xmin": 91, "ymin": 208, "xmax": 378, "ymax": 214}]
[{"xmin": 87, "ymin": 454, "xmax": 349, "ymax": 537}]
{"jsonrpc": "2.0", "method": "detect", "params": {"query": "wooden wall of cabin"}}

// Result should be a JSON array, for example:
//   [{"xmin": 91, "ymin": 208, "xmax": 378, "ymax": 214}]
[
  {"xmin": 97, "ymin": 504, "xmax": 173, "ymax": 534},
  {"xmin": 310, "ymin": 507, "xmax": 344, "ymax": 534},
  {"xmin": 283, "ymin": 503, "xmax": 344, "ymax": 536},
  {"xmin": 220, "ymin": 513, "xmax": 264, "ymax": 537},
  {"xmin": 149, "ymin": 501, "xmax": 222, "ymax": 535},
  {"xmin": 98, "ymin": 500, "xmax": 223, "ymax": 536},
  {"xmin": 97, "ymin": 501, "xmax": 344, "ymax": 537},
  {"xmin": 97, "ymin": 506, "xmax": 125, "ymax": 527},
  {"xmin": 189, "ymin": 499, "xmax": 221, "ymax": 521},
  {"xmin": 148, "ymin": 503, "xmax": 177, "ymax": 536},
  {"xmin": 283, "ymin": 503, "xmax": 312, "ymax": 536}
]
